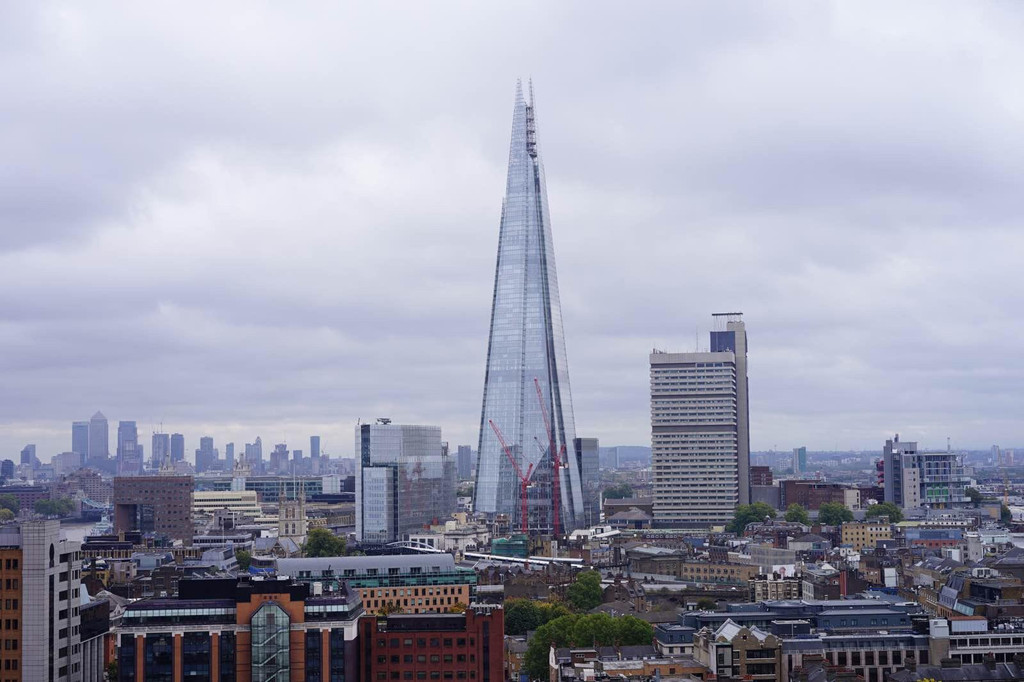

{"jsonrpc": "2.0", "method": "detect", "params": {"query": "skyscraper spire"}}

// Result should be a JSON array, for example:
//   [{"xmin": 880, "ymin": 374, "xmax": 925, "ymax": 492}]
[{"xmin": 474, "ymin": 82, "xmax": 584, "ymax": 535}]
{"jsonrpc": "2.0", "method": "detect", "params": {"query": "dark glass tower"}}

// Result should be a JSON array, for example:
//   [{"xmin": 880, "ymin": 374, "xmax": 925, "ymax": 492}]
[{"xmin": 474, "ymin": 82, "xmax": 584, "ymax": 534}]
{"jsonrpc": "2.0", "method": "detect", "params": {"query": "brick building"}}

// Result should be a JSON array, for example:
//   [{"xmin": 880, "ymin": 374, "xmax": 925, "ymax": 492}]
[
  {"xmin": 359, "ymin": 607, "xmax": 504, "ymax": 682},
  {"xmin": 113, "ymin": 475, "xmax": 193, "ymax": 545},
  {"xmin": 780, "ymin": 480, "xmax": 859, "ymax": 511},
  {"xmin": 750, "ymin": 466, "xmax": 773, "ymax": 486}
]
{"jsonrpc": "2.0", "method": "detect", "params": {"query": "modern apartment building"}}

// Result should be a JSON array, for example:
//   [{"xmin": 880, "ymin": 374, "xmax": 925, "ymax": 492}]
[
  {"xmin": 650, "ymin": 315, "xmax": 749, "ymax": 528},
  {"xmin": 0, "ymin": 519, "xmax": 102, "ymax": 681},
  {"xmin": 113, "ymin": 475, "xmax": 194, "ymax": 545},
  {"xmin": 358, "ymin": 607, "xmax": 504, "ymax": 682},
  {"xmin": 356, "ymin": 422, "xmax": 455, "ymax": 544},
  {"xmin": 116, "ymin": 576, "xmax": 361, "ymax": 681},
  {"xmin": 883, "ymin": 434, "xmax": 969, "ymax": 509}
]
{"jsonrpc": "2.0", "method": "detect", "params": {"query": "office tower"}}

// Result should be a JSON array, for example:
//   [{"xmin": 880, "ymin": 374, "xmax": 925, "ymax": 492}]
[
  {"xmin": 650, "ymin": 314, "xmax": 750, "ymax": 528},
  {"xmin": 118, "ymin": 577, "xmax": 360, "ymax": 680},
  {"xmin": 19, "ymin": 444, "xmax": 36, "ymax": 467},
  {"xmin": 793, "ymin": 446, "xmax": 807, "ymax": 474},
  {"xmin": 457, "ymin": 445, "xmax": 473, "ymax": 481},
  {"xmin": 245, "ymin": 437, "xmax": 263, "ymax": 472},
  {"xmin": 225, "ymin": 442, "xmax": 234, "ymax": 466},
  {"xmin": 151, "ymin": 432, "xmax": 171, "ymax": 469},
  {"xmin": 0, "ymin": 519, "xmax": 109, "ymax": 681},
  {"xmin": 116, "ymin": 421, "xmax": 141, "ymax": 476},
  {"xmin": 883, "ymin": 434, "xmax": 969, "ymax": 509},
  {"xmin": 113, "ymin": 475, "xmax": 194, "ymax": 544},
  {"xmin": 195, "ymin": 436, "xmax": 217, "ymax": 473},
  {"xmin": 170, "ymin": 433, "xmax": 185, "ymax": 462},
  {"xmin": 0, "ymin": 460, "xmax": 13, "ymax": 480},
  {"xmin": 474, "ymin": 82, "xmax": 585, "ymax": 535},
  {"xmin": 292, "ymin": 449, "xmax": 303, "ymax": 462},
  {"xmin": 72, "ymin": 420, "xmax": 90, "ymax": 461},
  {"xmin": 573, "ymin": 437, "xmax": 601, "ymax": 527},
  {"xmin": 88, "ymin": 411, "xmax": 108, "ymax": 460},
  {"xmin": 356, "ymin": 422, "xmax": 456, "ymax": 544},
  {"xmin": 310, "ymin": 435, "xmax": 321, "ymax": 459}
]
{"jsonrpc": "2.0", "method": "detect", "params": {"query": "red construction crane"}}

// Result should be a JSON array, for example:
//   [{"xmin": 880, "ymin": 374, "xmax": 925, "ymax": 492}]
[
  {"xmin": 489, "ymin": 419, "xmax": 533, "ymax": 534},
  {"xmin": 534, "ymin": 377, "xmax": 564, "ymax": 537}
]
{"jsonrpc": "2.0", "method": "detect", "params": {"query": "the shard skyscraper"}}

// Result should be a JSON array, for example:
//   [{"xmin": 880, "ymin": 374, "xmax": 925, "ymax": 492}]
[{"xmin": 474, "ymin": 82, "xmax": 585, "ymax": 535}]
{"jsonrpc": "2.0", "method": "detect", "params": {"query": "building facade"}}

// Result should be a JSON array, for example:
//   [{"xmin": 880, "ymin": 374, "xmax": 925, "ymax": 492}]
[
  {"xmin": 88, "ymin": 411, "xmax": 109, "ymax": 461},
  {"xmin": 473, "ymin": 82, "xmax": 586, "ymax": 536},
  {"xmin": 170, "ymin": 433, "xmax": 185, "ymax": 463},
  {"xmin": 275, "ymin": 554, "xmax": 476, "ymax": 615},
  {"xmin": 883, "ymin": 435, "xmax": 969, "ymax": 510},
  {"xmin": 358, "ymin": 607, "xmax": 504, "ymax": 682},
  {"xmin": 117, "ymin": 576, "xmax": 361, "ymax": 681},
  {"xmin": 116, "ymin": 421, "xmax": 141, "ymax": 476},
  {"xmin": 793, "ymin": 447, "xmax": 807, "ymax": 474},
  {"xmin": 650, "ymin": 315, "xmax": 750, "ymax": 528},
  {"xmin": 73, "ymin": 421, "xmax": 90, "ymax": 461},
  {"xmin": 356, "ymin": 423, "xmax": 455, "ymax": 544},
  {"xmin": 113, "ymin": 476, "xmax": 194, "ymax": 545},
  {"xmin": 841, "ymin": 520, "xmax": 893, "ymax": 551},
  {"xmin": 0, "ymin": 519, "xmax": 103, "ymax": 681},
  {"xmin": 457, "ymin": 446, "xmax": 473, "ymax": 482},
  {"xmin": 573, "ymin": 438, "xmax": 601, "ymax": 527}
]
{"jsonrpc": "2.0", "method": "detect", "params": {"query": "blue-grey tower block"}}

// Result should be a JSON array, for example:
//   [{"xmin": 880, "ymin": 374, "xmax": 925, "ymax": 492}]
[{"xmin": 474, "ymin": 82, "xmax": 584, "ymax": 534}]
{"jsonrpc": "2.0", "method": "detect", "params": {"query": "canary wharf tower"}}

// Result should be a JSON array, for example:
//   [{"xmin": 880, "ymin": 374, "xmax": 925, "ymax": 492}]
[{"xmin": 474, "ymin": 82, "xmax": 585, "ymax": 535}]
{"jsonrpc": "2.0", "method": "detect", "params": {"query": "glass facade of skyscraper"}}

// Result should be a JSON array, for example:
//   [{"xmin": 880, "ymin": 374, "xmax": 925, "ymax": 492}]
[
  {"xmin": 356, "ymin": 423, "xmax": 456, "ymax": 544},
  {"xmin": 474, "ymin": 82, "xmax": 584, "ymax": 534}
]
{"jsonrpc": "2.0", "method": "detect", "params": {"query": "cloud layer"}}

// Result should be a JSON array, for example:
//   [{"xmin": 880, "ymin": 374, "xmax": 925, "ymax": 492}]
[{"xmin": 3, "ymin": 2, "xmax": 1024, "ymax": 460}]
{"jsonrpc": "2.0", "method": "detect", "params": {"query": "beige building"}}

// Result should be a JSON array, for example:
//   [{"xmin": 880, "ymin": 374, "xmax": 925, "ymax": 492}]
[
  {"xmin": 192, "ymin": 490, "xmax": 262, "ymax": 517},
  {"xmin": 749, "ymin": 574, "xmax": 802, "ymax": 601},
  {"xmin": 841, "ymin": 519, "xmax": 893, "ymax": 551},
  {"xmin": 694, "ymin": 619, "xmax": 782, "ymax": 682}
]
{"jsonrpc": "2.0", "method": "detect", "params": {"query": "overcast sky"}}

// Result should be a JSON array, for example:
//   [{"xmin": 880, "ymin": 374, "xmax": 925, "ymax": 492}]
[{"xmin": 3, "ymin": 2, "xmax": 1023, "ymax": 462}]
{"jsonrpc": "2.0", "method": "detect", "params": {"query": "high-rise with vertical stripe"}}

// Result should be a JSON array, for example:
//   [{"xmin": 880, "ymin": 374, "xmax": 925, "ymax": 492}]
[{"xmin": 650, "ymin": 315, "xmax": 750, "ymax": 528}]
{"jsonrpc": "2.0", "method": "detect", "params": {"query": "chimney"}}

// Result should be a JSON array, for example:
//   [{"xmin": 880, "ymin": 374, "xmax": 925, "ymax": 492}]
[{"xmin": 983, "ymin": 653, "xmax": 996, "ymax": 671}]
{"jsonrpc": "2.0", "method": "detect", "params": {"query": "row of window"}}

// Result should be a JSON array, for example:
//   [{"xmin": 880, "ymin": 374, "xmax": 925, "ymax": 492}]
[
  {"xmin": 380, "ymin": 638, "xmax": 474, "ymax": 648},
  {"xmin": 377, "ymin": 671, "xmax": 476, "ymax": 680},
  {"xmin": 378, "ymin": 654, "xmax": 474, "ymax": 664}
]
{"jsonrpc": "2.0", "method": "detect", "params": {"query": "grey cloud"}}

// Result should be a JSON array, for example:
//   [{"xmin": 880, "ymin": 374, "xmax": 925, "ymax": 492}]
[{"xmin": 2, "ymin": 2, "xmax": 1024, "ymax": 460}]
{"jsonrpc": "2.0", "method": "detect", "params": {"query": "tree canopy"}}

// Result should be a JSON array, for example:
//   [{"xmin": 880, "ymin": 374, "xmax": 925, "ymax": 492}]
[
  {"xmin": 303, "ymin": 528, "xmax": 347, "ymax": 557},
  {"xmin": 235, "ymin": 549, "xmax": 252, "ymax": 572},
  {"xmin": 784, "ymin": 503, "xmax": 810, "ymax": 524},
  {"xmin": 727, "ymin": 502, "xmax": 776, "ymax": 534},
  {"xmin": 504, "ymin": 598, "xmax": 572, "ymax": 635},
  {"xmin": 1001, "ymin": 503, "xmax": 1013, "ymax": 525},
  {"xmin": 817, "ymin": 502, "xmax": 854, "ymax": 526},
  {"xmin": 34, "ymin": 498, "xmax": 75, "ymax": 517},
  {"xmin": 864, "ymin": 502, "xmax": 903, "ymax": 523},
  {"xmin": 601, "ymin": 483, "xmax": 634, "ymax": 500},
  {"xmin": 566, "ymin": 570, "xmax": 604, "ymax": 612},
  {"xmin": 523, "ymin": 614, "xmax": 654, "ymax": 679},
  {"xmin": 965, "ymin": 487, "xmax": 983, "ymax": 508},
  {"xmin": 0, "ymin": 494, "xmax": 19, "ymax": 514}
]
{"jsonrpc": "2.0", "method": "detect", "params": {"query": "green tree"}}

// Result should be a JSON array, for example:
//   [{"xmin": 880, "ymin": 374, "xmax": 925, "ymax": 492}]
[
  {"xmin": 449, "ymin": 602, "xmax": 467, "ymax": 613},
  {"xmin": 571, "ymin": 612, "xmax": 617, "ymax": 646},
  {"xmin": 504, "ymin": 598, "xmax": 542, "ymax": 635},
  {"xmin": 566, "ymin": 570, "xmax": 603, "ymax": 612},
  {"xmin": 727, "ymin": 502, "xmax": 777, "ymax": 534},
  {"xmin": 1002, "ymin": 503, "xmax": 1014, "ymax": 525},
  {"xmin": 965, "ymin": 488, "xmax": 983, "ymax": 508},
  {"xmin": 0, "ymin": 494, "xmax": 19, "ymax": 514},
  {"xmin": 614, "ymin": 615, "xmax": 654, "ymax": 645},
  {"xmin": 818, "ymin": 502, "xmax": 854, "ymax": 526},
  {"xmin": 784, "ymin": 503, "xmax": 810, "ymax": 524},
  {"xmin": 303, "ymin": 528, "xmax": 347, "ymax": 557},
  {"xmin": 602, "ymin": 483, "xmax": 634, "ymax": 500},
  {"xmin": 865, "ymin": 502, "xmax": 904, "ymax": 523},
  {"xmin": 0, "ymin": 509, "xmax": 14, "ymax": 522},
  {"xmin": 105, "ymin": 660, "xmax": 118, "ymax": 682},
  {"xmin": 235, "ymin": 549, "xmax": 252, "ymax": 572},
  {"xmin": 34, "ymin": 498, "xmax": 74, "ymax": 517},
  {"xmin": 696, "ymin": 597, "xmax": 717, "ymax": 611},
  {"xmin": 524, "ymin": 615, "xmax": 578, "ymax": 679},
  {"xmin": 379, "ymin": 601, "xmax": 404, "ymax": 615}
]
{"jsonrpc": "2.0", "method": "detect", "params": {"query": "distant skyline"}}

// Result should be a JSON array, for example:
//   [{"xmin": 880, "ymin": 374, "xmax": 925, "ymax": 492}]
[{"xmin": 3, "ymin": 3, "xmax": 1024, "ymax": 458}]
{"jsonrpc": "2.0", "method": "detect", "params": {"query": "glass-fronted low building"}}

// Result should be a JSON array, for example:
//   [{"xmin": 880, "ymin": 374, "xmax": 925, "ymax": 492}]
[{"xmin": 117, "ymin": 576, "xmax": 361, "ymax": 681}]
